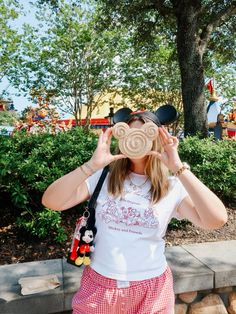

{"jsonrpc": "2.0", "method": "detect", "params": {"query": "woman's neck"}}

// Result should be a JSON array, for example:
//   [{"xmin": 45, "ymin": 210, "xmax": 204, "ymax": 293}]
[{"xmin": 130, "ymin": 159, "xmax": 146, "ymax": 175}]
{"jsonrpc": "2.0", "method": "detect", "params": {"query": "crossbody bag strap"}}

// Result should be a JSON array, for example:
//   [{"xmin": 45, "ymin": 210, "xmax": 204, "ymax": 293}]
[{"xmin": 87, "ymin": 165, "xmax": 109, "ymax": 210}]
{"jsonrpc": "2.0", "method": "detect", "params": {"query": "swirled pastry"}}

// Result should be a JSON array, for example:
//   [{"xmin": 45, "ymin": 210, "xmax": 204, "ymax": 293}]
[{"xmin": 112, "ymin": 122, "xmax": 158, "ymax": 159}]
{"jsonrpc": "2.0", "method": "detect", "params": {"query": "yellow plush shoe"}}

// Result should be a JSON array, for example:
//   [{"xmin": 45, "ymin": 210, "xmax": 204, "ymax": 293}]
[
  {"xmin": 83, "ymin": 256, "xmax": 91, "ymax": 266},
  {"xmin": 75, "ymin": 256, "xmax": 84, "ymax": 266}
]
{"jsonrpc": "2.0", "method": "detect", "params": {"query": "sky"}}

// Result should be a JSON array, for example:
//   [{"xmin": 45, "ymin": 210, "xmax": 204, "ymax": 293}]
[{"xmin": 0, "ymin": 0, "xmax": 42, "ymax": 113}]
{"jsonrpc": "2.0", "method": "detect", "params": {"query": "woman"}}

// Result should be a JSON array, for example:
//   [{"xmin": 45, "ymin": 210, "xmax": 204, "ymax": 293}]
[{"xmin": 42, "ymin": 115, "xmax": 227, "ymax": 314}]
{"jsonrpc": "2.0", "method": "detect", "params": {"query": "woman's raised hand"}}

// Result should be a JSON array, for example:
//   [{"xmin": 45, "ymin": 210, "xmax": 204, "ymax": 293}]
[
  {"xmin": 150, "ymin": 126, "xmax": 183, "ymax": 173},
  {"xmin": 88, "ymin": 127, "xmax": 126, "ymax": 170}
]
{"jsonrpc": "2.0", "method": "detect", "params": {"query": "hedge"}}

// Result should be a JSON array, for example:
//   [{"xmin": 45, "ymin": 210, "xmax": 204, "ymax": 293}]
[
  {"xmin": 178, "ymin": 136, "xmax": 236, "ymax": 202},
  {"xmin": 0, "ymin": 129, "xmax": 235, "ymax": 241}
]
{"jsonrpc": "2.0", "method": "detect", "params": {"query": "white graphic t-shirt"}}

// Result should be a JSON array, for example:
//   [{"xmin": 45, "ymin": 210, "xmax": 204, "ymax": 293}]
[{"xmin": 85, "ymin": 169, "xmax": 188, "ymax": 281}]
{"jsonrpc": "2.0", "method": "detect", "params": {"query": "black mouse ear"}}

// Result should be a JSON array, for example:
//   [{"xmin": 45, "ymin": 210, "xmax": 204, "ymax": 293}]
[
  {"xmin": 112, "ymin": 108, "xmax": 132, "ymax": 124},
  {"xmin": 155, "ymin": 104, "xmax": 178, "ymax": 125}
]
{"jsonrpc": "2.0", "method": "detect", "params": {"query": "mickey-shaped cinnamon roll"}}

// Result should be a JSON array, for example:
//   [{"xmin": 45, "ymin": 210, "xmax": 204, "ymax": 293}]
[{"xmin": 112, "ymin": 121, "xmax": 158, "ymax": 159}]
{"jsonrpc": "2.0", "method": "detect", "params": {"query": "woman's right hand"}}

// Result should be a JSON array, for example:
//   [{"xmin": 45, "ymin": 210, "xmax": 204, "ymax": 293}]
[{"xmin": 88, "ymin": 127, "xmax": 126, "ymax": 171}]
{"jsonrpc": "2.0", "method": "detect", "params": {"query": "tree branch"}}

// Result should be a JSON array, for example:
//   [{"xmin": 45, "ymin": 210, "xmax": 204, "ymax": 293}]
[
  {"xmin": 200, "ymin": 3, "xmax": 236, "ymax": 51},
  {"xmin": 122, "ymin": 1, "xmax": 174, "ymax": 18},
  {"xmin": 153, "ymin": 0, "xmax": 174, "ymax": 16}
]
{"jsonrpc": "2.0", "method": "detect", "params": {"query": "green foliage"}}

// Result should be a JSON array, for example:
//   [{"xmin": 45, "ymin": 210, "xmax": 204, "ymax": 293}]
[
  {"xmin": 168, "ymin": 218, "xmax": 189, "ymax": 230},
  {"xmin": 16, "ymin": 208, "xmax": 67, "ymax": 243},
  {"xmin": 8, "ymin": 1, "xmax": 120, "ymax": 122},
  {"xmin": 0, "ymin": 110, "xmax": 19, "ymax": 126},
  {"xmin": 3, "ymin": 0, "xmax": 235, "ymax": 137},
  {"xmin": 98, "ymin": 0, "xmax": 236, "ymax": 70},
  {"xmin": 98, "ymin": 0, "xmax": 236, "ymax": 136},
  {"xmin": 7, "ymin": 0, "xmax": 181, "ymax": 120},
  {"xmin": 179, "ymin": 136, "xmax": 236, "ymax": 201},
  {"xmin": 1, "ymin": 128, "xmax": 235, "ymax": 239},
  {"xmin": 168, "ymin": 136, "xmax": 236, "ymax": 230},
  {"xmin": 0, "ymin": 127, "xmax": 98, "ymax": 241},
  {"xmin": 0, "ymin": 0, "xmax": 22, "ymax": 82}
]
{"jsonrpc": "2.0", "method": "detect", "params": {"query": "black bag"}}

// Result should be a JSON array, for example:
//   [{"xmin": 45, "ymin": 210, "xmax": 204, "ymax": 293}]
[{"xmin": 67, "ymin": 166, "xmax": 109, "ymax": 267}]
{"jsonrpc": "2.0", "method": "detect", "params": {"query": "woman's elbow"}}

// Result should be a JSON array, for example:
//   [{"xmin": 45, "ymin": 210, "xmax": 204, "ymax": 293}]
[
  {"xmin": 216, "ymin": 212, "xmax": 228, "ymax": 228},
  {"xmin": 205, "ymin": 212, "xmax": 228, "ymax": 230},
  {"xmin": 41, "ymin": 195, "xmax": 62, "ymax": 211},
  {"xmin": 217, "ymin": 205, "xmax": 228, "ymax": 227}
]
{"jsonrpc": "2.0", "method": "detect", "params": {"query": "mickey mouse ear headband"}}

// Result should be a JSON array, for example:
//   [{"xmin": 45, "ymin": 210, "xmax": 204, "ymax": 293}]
[{"xmin": 112, "ymin": 104, "xmax": 178, "ymax": 126}]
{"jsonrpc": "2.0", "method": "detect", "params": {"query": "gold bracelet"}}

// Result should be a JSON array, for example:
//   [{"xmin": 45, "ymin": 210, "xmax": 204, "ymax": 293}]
[
  {"xmin": 80, "ymin": 164, "xmax": 91, "ymax": 176},
  {"xmin": 174, "ymin": 162, "xmax": 190, "ymax": 177},
  {"xmin": 83, "ymin": 162, "xmax": 95, "ymax": 175}
]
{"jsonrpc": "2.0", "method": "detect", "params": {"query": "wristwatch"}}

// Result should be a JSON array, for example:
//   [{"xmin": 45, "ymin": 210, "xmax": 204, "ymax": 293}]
[{"xmin": 174, "ymin": 162, "xmax": 190, "ymax": 177}]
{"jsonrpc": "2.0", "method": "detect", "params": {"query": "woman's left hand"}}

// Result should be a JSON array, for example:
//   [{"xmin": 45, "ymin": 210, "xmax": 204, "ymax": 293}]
[{"xmin": 149, "ymin": 126, "xmax": 183, "ymax": 173}]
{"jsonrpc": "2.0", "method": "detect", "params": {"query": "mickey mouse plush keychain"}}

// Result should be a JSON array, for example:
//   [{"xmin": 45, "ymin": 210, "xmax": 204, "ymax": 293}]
[
  {"xmin": 74, "ymin": 225, "xmax": 96, "ymax": 266},
  {"xmin": 67, "ymin": 210, "xmax": 96, "ymax": 266}
]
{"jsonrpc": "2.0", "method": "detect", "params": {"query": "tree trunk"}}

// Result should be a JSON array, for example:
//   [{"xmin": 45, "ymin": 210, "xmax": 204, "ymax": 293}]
[{"xmin": 174, "ymin": 1, "xmax": 208, "ymax": 137}]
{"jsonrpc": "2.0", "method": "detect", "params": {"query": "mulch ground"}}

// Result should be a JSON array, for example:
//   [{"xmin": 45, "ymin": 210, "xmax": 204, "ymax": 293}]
[{"xmin": 0, "ymin": 205, "xmax": 235, "ymax": 265}]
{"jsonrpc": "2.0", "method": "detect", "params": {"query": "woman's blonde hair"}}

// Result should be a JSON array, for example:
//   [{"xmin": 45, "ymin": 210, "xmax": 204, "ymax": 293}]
[{"xmin": 108, "ymin": 116, "xmax": 170, "ymax": 204}]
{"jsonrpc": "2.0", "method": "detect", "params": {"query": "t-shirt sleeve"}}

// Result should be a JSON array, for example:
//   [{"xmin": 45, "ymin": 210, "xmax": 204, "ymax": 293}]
[
  {"xmin": 85, "ymin": 168, "xmax": 103, "ymax": 196},
  {"xmin": 171, "ymin": 177, "xmax": 188, "ymax": 220}
]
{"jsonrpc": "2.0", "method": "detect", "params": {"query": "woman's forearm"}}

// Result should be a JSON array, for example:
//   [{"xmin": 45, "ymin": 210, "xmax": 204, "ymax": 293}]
[
  {"xmin": 42, "ymin": 162, "xmax": 94, "ymax": 211},
  {"xmin": 178, "ymin": 169, "xmax": 228, "ymax": 229}
]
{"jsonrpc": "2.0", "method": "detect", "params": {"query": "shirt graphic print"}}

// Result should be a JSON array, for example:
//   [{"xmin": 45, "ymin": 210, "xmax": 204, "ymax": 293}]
[{"xmin": 98, "ymin": 196, "xmax": 159, "ymax": 229}]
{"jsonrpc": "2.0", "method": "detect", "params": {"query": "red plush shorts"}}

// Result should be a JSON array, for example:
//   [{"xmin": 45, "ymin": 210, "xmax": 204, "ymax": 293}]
[{"xmin": 72, "ymin": 265, "xmax": 175, "ymax": 314}]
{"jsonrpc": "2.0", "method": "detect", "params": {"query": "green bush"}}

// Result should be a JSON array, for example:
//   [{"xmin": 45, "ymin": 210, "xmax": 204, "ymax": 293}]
[
  {"xmin": 178, "ymin": 136, "xmax": 236, "ymax": 202},
  {"xmin": 169, "ymin": 136, "xmax": 235, "ymax": 230},
  {"xmin": 0, "ymin": 127, "xmax": 98, "ymax": 241},
  {"xmin": 1, "ymin": 130, "xmax": 235, "ymax": 240},
  {"xmin": 16, "ymin": 208, "xmax": 67, "ymax": 242},
  {"xmin": 168, "ymin": 217, "xmax": 189, "ymax": 230}
]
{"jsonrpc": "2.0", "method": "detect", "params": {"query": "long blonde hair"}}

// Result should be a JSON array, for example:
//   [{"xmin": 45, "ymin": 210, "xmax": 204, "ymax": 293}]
[{"xmin": 108, "ymin": 117, "xmax": 169, "ymax": 204}]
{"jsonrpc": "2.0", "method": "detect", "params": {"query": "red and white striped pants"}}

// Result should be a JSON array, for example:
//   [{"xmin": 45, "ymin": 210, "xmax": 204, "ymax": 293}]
[{"xmin": 72, "ymin": 266, "xmax": 175, "ymax": 314}]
